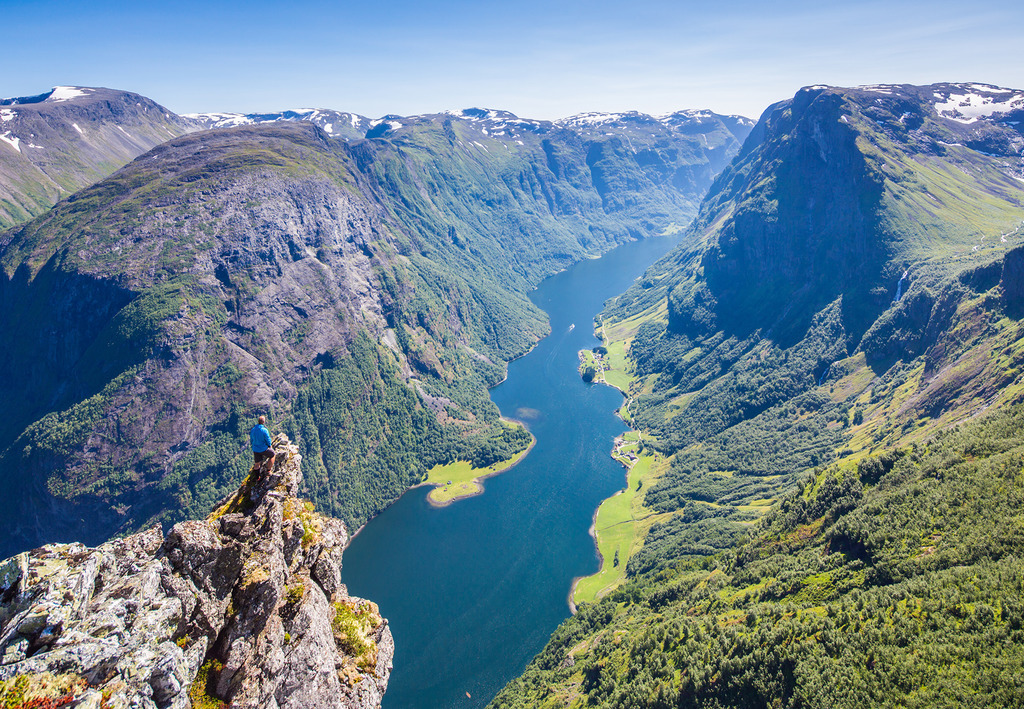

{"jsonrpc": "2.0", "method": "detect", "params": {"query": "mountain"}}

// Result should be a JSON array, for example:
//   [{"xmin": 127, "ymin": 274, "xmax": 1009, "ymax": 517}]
[
  {"xmin": 0, "ymin": 86, "xmax": 197, "ymax": 229},
  {"xmin": 0, "ymin": 98, "xmax": 752, "ymax": 559},
  {"xmin": 186, "ymin": 108, "xmax": 372, "ymax": 141},
  {"xmin": 491, "ymin": 82, "xmax": 1024, "ymax": 707},
  {"xmin": 0, "ymin": 433, "xmax": 393, "ymax": 709}
]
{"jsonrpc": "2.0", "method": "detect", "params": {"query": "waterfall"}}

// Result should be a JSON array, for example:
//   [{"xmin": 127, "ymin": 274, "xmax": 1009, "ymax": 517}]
[{"xmin": 893, "ymin": 270, "xmax": 909, "ymax": 303}]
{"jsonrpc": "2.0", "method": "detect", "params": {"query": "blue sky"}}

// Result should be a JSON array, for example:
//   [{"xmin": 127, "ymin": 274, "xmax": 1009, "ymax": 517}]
[{"xmin": 5, "ymin": 0, "xmax": 1023, "ymax": 121}]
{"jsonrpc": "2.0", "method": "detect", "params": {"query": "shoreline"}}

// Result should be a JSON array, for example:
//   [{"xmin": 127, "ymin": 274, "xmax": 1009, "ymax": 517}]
[
  {"xmin": 570, "ymin": 331, "xmax": 642, "ymax": 611},
  {"xmin": 568, "ymin": 503, "xmax": 604, "ymax": 614},
  {"xmin": 418, "ymin": 430, "xmax": 537, "ymax": 508},
  {"xmin": 346, "ymin": 427, "xmax": 536, "ymax": 545},
  {"xmin": 568, "ymin": 447, "xmax": 635, "ymax": 613}
]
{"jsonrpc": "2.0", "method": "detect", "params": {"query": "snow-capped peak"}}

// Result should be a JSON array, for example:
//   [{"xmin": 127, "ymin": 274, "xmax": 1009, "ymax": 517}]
[
  {"xmin": 558, "ymin": 112, "xmax": 635, "ymax": 127},
  {"xmin": 183, "ymin": 112, "xmax": 255, "ymax": 128},
  {"xmin": 185, "ymin": 109, "xmax": 369, "ymax": 137},
  {"xmin": 445, "ymin": 108, "xmax": 515, "ymax": 121},
  {"xmin": 47, "ymin": 86, "xmax": 94, "ymax": 102}
]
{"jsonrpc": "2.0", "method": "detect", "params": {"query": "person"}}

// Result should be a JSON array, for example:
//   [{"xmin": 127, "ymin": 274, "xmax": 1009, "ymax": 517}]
[{"xmin": 250, "ymin": 415, "xmax": 275, "ymax": 475}]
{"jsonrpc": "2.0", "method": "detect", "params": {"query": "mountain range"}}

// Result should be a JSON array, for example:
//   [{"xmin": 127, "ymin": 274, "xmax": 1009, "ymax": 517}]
[{"xmin": 0, "ymin": 86, "xmax": 752, "ymax": 559}]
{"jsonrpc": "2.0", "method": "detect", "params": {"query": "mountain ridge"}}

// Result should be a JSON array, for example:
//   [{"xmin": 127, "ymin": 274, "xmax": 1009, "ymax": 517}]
[{"xmin": 0, "ymin": 96, "xmax": 752, "ymax": 558}]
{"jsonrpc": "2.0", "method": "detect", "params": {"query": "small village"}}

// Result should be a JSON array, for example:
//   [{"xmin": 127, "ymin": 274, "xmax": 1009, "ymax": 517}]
[{"xmin": 578, "ymin": 345, "xmax": 611, "ymax": 383}]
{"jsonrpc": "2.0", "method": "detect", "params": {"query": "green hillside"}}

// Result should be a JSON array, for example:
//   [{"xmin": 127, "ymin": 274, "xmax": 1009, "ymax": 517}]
[
  {"xmin": 493, "ymin": 82, "xmax": 1024, "ymax": 707},
  {"xmin": 492, "ymin": 403, "xmax": 1024, "ymax": 708}
]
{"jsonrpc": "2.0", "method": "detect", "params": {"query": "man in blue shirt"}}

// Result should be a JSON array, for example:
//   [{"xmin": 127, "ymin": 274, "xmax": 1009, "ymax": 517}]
[{"xmin": 250, "ymin": 415, "xmax": 275, "ymax": 475}]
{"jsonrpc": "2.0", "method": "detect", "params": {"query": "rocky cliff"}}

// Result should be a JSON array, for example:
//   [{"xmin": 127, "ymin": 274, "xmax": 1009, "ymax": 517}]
[{"xmin": 0, "ymin": 433, "xmax": 392, "ymax": 709}]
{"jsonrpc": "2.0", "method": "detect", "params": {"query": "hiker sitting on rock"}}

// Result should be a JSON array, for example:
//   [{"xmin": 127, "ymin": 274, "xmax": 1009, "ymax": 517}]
[{"xmin": 250, "ymin": 415, "xmax": 276, "ymax": 476}]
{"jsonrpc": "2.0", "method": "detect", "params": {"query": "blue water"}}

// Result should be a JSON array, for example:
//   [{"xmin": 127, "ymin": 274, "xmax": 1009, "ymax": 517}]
[{"xmin": 342, "ymin": 234, "xmax": 682, "ymax": 708}]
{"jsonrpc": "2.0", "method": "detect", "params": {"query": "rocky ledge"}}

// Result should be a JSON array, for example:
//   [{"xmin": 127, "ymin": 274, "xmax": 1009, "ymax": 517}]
[{"xmin": 0, "ymin": 435, "xmax": 392, "ymax": 709}]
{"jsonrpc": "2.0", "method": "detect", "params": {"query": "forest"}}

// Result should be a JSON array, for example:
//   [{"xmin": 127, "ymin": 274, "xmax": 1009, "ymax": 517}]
[{"xmin": 491, "ymin": 403, "xmax": 1024, "ymax": 708}]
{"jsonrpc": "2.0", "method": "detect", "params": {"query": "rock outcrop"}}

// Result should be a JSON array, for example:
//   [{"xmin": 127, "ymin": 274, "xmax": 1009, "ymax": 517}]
[{"xmin": 0, "ymin": 434, "xmax": 392, "ymax": 709}]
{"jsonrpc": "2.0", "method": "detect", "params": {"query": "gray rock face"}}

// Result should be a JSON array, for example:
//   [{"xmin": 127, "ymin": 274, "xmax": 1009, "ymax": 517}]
[{"xmin": 0, "ymin": 434, "xmax": 392, "ymax": 709}]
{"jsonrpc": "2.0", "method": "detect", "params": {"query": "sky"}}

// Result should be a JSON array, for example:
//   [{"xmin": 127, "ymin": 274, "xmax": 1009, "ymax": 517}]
[{"xmin": 5, "ymin": 0, "xmax": 1024, "ymax": 122}]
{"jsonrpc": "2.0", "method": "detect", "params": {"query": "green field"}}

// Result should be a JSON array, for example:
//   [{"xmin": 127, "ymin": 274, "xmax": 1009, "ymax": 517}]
[
  {"xmin": 572, "ymin": 452, "xmax": 668, "ymax": 605},
  {"xmin": 422, "ymin": 440, "xmax": 534, "ymax": 506}
]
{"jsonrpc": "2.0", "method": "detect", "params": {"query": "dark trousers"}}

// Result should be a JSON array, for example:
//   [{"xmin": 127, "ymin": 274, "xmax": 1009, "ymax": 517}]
[{"xmin": 253, "ymin": 449, "xmax": 275, "ymax": 472}]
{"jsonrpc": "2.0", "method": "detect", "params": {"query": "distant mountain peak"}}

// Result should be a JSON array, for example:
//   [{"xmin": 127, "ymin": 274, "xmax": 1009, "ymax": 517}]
[
  {"xmin": 558, "ymin": 111, "xmax": 648, "ymax": 127},
  {"xmin": 447, "ymin": 107, "xmax": 519, "ymax": 121},
  {"xmin": 185, "ymin": 108, "xmax": 370, "ymax": 139}
]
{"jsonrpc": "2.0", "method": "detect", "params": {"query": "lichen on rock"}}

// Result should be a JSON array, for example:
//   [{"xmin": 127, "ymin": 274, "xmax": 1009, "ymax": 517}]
[{"xmin": 0, "ymin": 434, "xmax": 392, "ymax": 708}]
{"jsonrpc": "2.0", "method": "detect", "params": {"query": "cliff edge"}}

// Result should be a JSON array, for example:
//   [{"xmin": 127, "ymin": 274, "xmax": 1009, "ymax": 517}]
[{"xmin": 0, "ymin": 434, "xmax": 392, "ymax": 709}]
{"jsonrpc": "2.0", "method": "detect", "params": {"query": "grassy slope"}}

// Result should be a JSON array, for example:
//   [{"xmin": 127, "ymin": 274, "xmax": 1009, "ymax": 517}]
[
  {"xmin": 572, "ymin": 451, "xmax": 674, "ymax": 605},
  {"xmin": 422, "ymin": 437, "xmax": 534, "ymax": 506}
]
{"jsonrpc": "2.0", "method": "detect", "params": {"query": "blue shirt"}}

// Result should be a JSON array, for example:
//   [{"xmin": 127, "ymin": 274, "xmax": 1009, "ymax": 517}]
[{"xmin": 250, "ymin": 424, "xmax": 272, "ymax": 453}]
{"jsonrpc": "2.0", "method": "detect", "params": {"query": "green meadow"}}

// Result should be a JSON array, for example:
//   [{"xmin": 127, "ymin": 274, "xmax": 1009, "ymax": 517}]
[{"xmin": 422, "ymin": 439, "xmax": 534, "ymax": 506}]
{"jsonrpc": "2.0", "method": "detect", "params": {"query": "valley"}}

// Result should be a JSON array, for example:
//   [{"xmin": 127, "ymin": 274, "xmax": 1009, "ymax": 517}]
[
  {"xmin": 342, "ymin": 233, "xmax": 684, "ymax": 709},
  {"xmin": 2, "ymin": 79, "xmax": 1024, "ymax": 709},
  {"xmin": 0, "ymin": 91, "xmax": 751, "ymax": 560}
]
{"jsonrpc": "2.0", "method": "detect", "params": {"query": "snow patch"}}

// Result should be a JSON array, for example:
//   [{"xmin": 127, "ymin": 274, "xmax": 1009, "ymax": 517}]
[
  {"xmin": 324, "ymin": 123, "xmax": 334, "ymax": 133},
  {"xmin": 117, "ymin": 125, "xmax": 133, "ymax": 139},
  {"xmin": 184, "ymin": 112, "xmax": 254, "ymax": 128},
  {"xmin": 560, "ymin": 112, "xmax": 627, "ymax": 126},
  {"xmin": 0, "ymin": 132, "xmax": 21, "ymax": 153},
  {"xmin": 71, "ymin": 122, "xmax": 83, "ymax": 135},
  {"xmin": 448, "ymin": 108, "xmax": 504, "ymax": 121},
  {"xmin": 0, "ymin": 109, "xmax": 15, "ymax": 122},
  {"xmin": 934, "ymin": 89, "xmax": 1024, "ymax": 124},
  {"xmin": 48, "ymin": 86, "xmax": 92, "ymax": 102},
  {"xmin": 858, "ymin": 84, "xmax": 896, "ymax": 94},
  {"xmin": 969, "ymin": 83, "xmax": 1012, "ymax": 94}
]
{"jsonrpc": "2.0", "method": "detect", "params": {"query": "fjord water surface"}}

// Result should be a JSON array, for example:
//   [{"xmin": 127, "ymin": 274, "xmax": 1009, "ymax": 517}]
[{"xmin": 342, "ymin": 234, "xmax": 682, "ymax": 708}]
